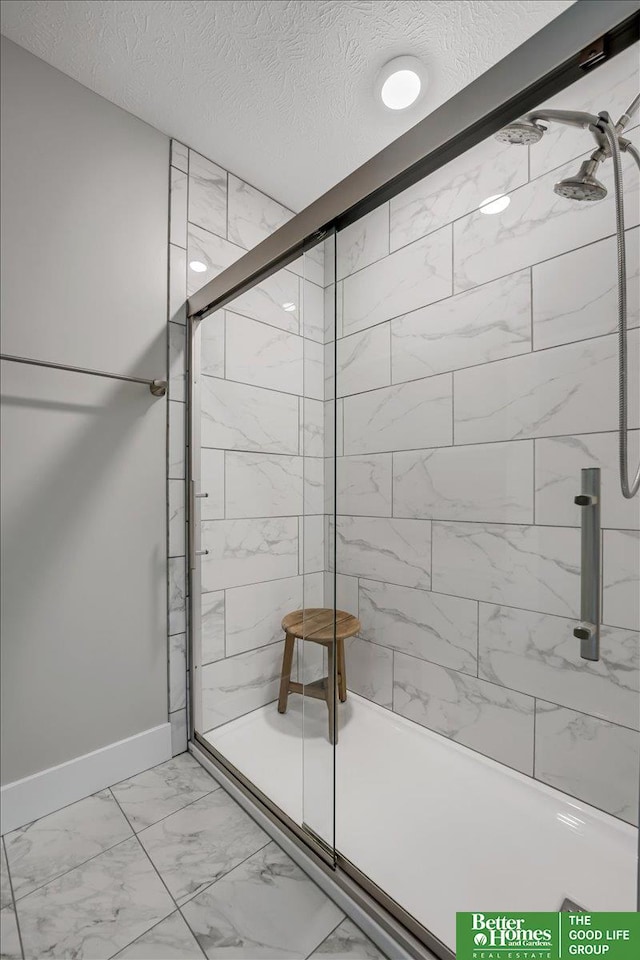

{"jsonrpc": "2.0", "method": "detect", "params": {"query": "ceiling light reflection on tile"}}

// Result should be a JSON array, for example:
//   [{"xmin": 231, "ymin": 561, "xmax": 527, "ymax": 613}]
[
  {"xmin": 189, "ymin": 260, "xmax": 207, "ymax": 272},
  {"xmin": 479, "ymin": 194, "xmax": 511, "ymax": 215}
]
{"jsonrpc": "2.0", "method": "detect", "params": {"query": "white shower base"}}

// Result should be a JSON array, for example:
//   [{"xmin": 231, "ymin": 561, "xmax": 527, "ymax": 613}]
[{"xmin": 205, "ymin": 693, "xmax": 637, "ymax": 951}]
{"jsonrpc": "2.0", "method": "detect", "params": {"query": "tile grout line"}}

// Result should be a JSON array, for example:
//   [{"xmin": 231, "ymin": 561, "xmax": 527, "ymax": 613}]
[{"xmin": 303, "ymin": 915, "xmax": 348, "ymax": 959}]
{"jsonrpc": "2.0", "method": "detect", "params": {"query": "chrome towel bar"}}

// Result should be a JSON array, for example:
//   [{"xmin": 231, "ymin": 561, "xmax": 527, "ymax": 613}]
[{"xmin": 0, "ymin": 353, "xmax": 167, "ymax": 397}]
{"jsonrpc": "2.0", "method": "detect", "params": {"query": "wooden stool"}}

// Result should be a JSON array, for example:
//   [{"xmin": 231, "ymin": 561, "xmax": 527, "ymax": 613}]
[{"xmin": 278, "ymin": 608, "xmax": 360, "ymax": 744}]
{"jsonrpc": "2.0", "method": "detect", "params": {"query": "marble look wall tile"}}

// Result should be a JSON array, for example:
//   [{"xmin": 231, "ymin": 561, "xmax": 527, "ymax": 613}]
[
  {"xmin": 603, "ymin": 529, "xmax": 640, "ymax": 630},
  {"xmin": 528, "ymin": 44, "xmax": 640, "ymax": 180},
  {"xmin": 337, "ymin": 204, "xmax": 390, "ymax": 280},
  {"xmin": 227, "ymin": 174, "xmax": 292, "ymax": 250},
  {"xmin": 231, "ymin": 269, "xmax": 300, "ymax": 335},
  {"xmin": 342, "ymin": 226, "xmax": 452, "ymax": 337},
  {"xmin": 301, "ymin": 515, "xmax": 325, "ymax": 574},
  {"xmin": 187, "ymin": 224, "xmax": 243, "ymax": 296},
  {"xmin": 168, "ymin": 322, "xmax": 186, "ymax": 402},
  {"xmin": 535, "ymin": 432, "xmax": 640, "ymax": 530},
  {"xmin": 359, "ymin": 579, "xmax": 477, "ymax": 675},
  {"xmin": 201, "ymin": 643, "xmax": 286, "ymax": 729},
  {"xmin": 390, "ymin": 135, "xmax": 528, "ymax": 252},
  {"xmin": 432, "ymin": 522, "xmax": 580, "ymax": 617},
  {"xmin": 226, "ymin": 451, "xmax": 303, "ymax": 518},
  {"xmin": 0, "ymin": 906, "xmax": 21, "ymax": 960},
  {"xmin": 337, "ymin": 323, "xmax": 391, "ymax": 398},
  {"xmin": 341, "ymin": 633, "xmax": 391, "ymax": 706},
  {"xmin": 336, "ymin": 454, "xmax": 392, "ymax": 517},
  {"xmin": 138, "ymin": 790, "xmax": 267, "ymax": 904},
  {"xmin": 336, "ymin": 517, "xmax": 431, "ymax": 589},
  {"xmin": 454, "ymin": 150, "xmax": 639, "ymax": 291},
  {"xmin": 201, "ymin": 377, "xmax": 298, "ymax": 455},
  {"xmin": 114, "ymin": 910, "xmax": 203, "ymax": 959},
  {"xmin": 5, "ymin": 790, "xmax": 132, "ymax": 900},
  {"xmin": 201, "ymin": 590, "xmax": 225, "ymax": 665},
  {"xmin": 393, "ymin": 653, "xmax": 534, "ymax": 774},
  {"xmin": 181, "ymin": 842, "xmax": 343, "ymax": 960},
  {"xmin": 479, "ymin": 604, "xmax": 639, "ymax": 730},
  {"xmin": 202, "ymin": 517, "xmax": 298, "ymax": 591},
  {"xmin": 393, "ymin": 441, "xmax": 534, "ymax": 523},
  {"xmin": 533, "ymin": 228, "xmax": 639, "ymax": 350},
  {"xmin": 170, "ymin": 167, "xmax": 187, "ymax": 248},
  {"xmin": 110, "ymin": 755, "xmax": 217, "ymax": 835},
  {"xmin": 454, "ymin": 330, "xmax": 639, "ymax": 444},
  {"xmin": 225, "ymin": 313, "xmax": 303, "ymax": 395},
  {"xmin": 168, "ymin": 401, "xmax": 185, "ymax": 479},
  {"xmin": 201, "ymin": 311, "xmax": 225, "ymax": 378},
  {"xmin": 170, "ymin": 140, "xmax": 189, "ymax": 173},
  {"xmin": 301, "ymin": 397, "xmax": 325, "ymax": 458},
  {"xmin": 324, "ymin": 573, "xmax": 359, "ymax": 616},
  {"xmin": 343, "ymin": 374, "xmax": 452, "ymax": 455},
  {"xmin": 169, "ymin": 632, "xmax": 187, "ymax": 712},
  {"xmin": 170, "ymin": 709, "xmax": 187, "ymax": 756},
  {"xmin": 290, "ymin": 245, "xmax": 326, "ymax": 289},
  {"xmin": 188, "ymin": 151, "xmax": 227, "ymax": 239},
  {"xmin": 303, "ymin": 457, "xmax": 325, "ymax": 516},
  {"xmin": 535, "ymin": 702, "xmax": 639, "ymax": 824},
  {"xmin": 168, "ymin": 480, "xmax": 185, "ymax": 558},
  {"xmin": 304, "ymin": 338, "xmax": 325, "ymax": 401},
  {"xmin": 225, "ymin": 576, "xmax": 303, "ymax": 657},
  {"xmin": 304, "ymin": 243, "xmax": 326, "ymax": 289},
  {"xmin": 326, "ymin": 282, "xmax": 338, "ymax": 343},
  {"xmin": 392, "ymin": 269, "xmax": 531, "ymax": 383},
  {"xmin": 169, "ymin": 244, "xmax": 186, "ymax": 326},
  {"xmin": 16, "ymin": 838, "xmax": 174, "ymax": 960},
  {"xmin": 308, "ymin": 917, "xmax": 386, "ymax": 960},
  {"xmin": 200, "ymin": 448, "xmax": 224, "ymax": 520},
  {"xmin": 302, "ymin": 279, "xmax": 326, "ymax": 344},
  {"xmin": 168, "ymin": 557, "xmax": 186, "ymax": 635}
]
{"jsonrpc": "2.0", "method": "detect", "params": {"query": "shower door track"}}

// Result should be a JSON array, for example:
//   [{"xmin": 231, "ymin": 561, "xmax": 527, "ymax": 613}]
[{"xmin": 186, "ymin": 2, "xmax": 640, "ymax": 955}]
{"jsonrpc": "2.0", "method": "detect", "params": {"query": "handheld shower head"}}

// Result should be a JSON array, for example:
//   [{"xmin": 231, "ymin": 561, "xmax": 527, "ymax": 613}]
[
  {"xmin": 554, "ymin": 159, "xmax": 607, "ymax": 201},
  {"xmin": 495, "ymin": 119, "xmax": 546, "ymax": 145}
]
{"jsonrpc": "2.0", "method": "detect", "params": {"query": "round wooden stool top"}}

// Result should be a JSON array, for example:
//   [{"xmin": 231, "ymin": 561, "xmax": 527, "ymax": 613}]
[{"xmin": 281, "ymin": 608, "xmax": 360, "ymax": 645}]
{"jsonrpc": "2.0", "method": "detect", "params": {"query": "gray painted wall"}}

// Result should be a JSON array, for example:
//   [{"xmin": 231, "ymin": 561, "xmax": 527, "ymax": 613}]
[{"xmin": 0, "ymin": 37, "xmax": 169, "ymax": 783}]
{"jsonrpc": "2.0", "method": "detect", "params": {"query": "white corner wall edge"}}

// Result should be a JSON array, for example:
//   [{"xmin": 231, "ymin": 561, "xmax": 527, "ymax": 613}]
[
  {"xmin": 188, "ymin": 742, "xmax": 425, "ymax": 960},
  {"xmin": 0, "ymin": 723, "xmax": 172, "ymax": 834}
]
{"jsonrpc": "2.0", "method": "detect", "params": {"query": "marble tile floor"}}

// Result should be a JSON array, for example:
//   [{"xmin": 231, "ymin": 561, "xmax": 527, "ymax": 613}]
[{"xmin": 0, "ymin": 753, "xmax": 388, "ymax": 960}]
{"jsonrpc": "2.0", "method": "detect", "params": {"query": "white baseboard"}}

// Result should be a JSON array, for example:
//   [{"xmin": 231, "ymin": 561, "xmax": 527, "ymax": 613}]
[{"xmin": 1, "ymin": 723, "xmax": 172, "ymax": 834}]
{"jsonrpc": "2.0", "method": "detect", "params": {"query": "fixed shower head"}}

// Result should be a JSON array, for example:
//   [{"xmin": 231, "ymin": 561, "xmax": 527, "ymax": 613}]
[
  {"xmin": 554, "ymin": 159, "xmax": 607, "ymax": 201},
  {"xmin": 495, "ymin": 119, "xmax": 546, "ymax": 145}
]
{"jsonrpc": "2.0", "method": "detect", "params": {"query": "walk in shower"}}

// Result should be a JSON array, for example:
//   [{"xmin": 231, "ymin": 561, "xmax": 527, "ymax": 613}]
[{"xmin": 185, "ymin": 5, "xmax": 640, "ymax": 956}]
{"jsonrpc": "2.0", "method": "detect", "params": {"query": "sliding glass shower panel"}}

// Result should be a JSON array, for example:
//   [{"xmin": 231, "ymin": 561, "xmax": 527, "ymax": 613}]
[
  {"xmin": 334, "ymin": 41, "xmax": 639, "ymax": 953},
  {"xmin": 192, "ymin": 241, "xmax": 336, "ymax": 855}
]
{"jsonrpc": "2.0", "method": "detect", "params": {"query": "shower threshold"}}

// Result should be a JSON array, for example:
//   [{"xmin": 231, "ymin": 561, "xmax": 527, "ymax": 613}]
[{"xmin": 204, "ymin": 693, "xmax": 636, "ymax": 951}]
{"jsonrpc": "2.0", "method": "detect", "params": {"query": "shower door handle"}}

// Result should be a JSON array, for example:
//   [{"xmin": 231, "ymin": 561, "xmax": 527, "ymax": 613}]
[{"xmin": 572, "ymin": 467, "xmax": 600, "ymax": 661}]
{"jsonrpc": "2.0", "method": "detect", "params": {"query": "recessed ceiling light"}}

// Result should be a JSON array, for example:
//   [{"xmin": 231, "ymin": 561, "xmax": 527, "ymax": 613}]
[
  {"xmin": 189, "ymin": 260, "xmax": 207, "ymax": 272},
  {"xmin": 479, "ymin": 194, "xmax": 511, "ymax": 215},
  {"xmin": 377, "ymin": 56, "xmax": 426, "ymax": 111},
  {"xmin": 282, "ymin": 302, "xmax": 297, "ymax": 312}
]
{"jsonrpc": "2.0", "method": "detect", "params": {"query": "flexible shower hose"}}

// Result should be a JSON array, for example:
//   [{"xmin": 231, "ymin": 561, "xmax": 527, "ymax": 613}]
[{"xmin": 602, "ymin": 118, "xmax": 640, "ymax": 498}]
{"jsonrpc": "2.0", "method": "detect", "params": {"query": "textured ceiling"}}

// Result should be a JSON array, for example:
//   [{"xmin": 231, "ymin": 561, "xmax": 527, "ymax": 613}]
[{"xmin": 0, "ymin": 0, "xmax": 574, "ymax": 209}]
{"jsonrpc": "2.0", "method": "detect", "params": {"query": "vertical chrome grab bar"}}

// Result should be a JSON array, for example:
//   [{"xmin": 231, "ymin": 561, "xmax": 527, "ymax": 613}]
[{"xmin": 573, "ymin": 467, "xmax": 601, "ymax": 661}]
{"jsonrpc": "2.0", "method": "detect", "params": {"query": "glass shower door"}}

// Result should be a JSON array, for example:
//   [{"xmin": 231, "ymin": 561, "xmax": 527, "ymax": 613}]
[{"xmin": 190, "ymin": 236, "xmax": 337, "ymax": 861}]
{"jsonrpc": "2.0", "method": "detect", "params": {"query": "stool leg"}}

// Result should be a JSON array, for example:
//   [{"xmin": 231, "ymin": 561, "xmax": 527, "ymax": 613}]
[
  {"xmin": 278, "ymin": 633, "xmax": 295, "ymax": 714},
  {"xmin": 337, "ymin": 637, "xmax": 347, "ymax": 702},
  {"xmin": 327, "ymin": 642, "xmax": 337, "ymax": 744}
]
